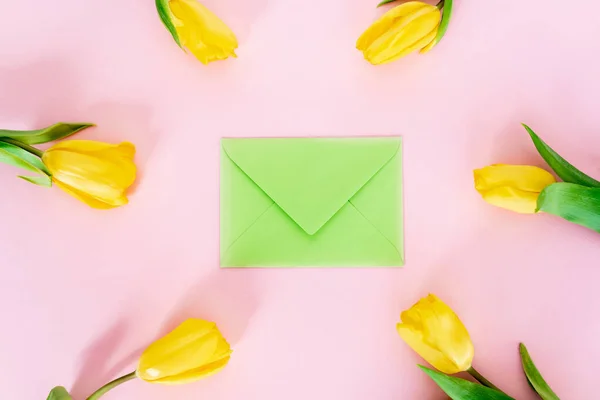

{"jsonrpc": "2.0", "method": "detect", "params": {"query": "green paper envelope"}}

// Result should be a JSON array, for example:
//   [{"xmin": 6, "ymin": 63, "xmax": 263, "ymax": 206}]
[{"xmin": 220, "ymin": 137, "xmax": 404, "ymax": 267}]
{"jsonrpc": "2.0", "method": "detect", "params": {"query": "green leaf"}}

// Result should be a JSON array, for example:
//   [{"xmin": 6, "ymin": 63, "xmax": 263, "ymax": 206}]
[
  {"xmin": 377, "ymin": 0, "xmax": 399, "ymax": 6},
  {"xmin": 0, "ymin": 141, "xmax": 49, "ymax": 174},
  {"xmin": 0, "ymin": 142, "xmax": 52, "ymax": 187},
  {"xmin": 523, "ymin": 124, "xmax": 600, "ymax": 188},
  {"xmin": 537, "ymin": 182, "xmax": 600, "ymax": 233},
  {"xmin": 519, "ymin": 343, "xmax": 560, "ymax": 400},
  {"xmin": 156, "ymin": 0, "xmax": 182, "ymax": 47},
  {"xmin": 420, "ymin": 366, "xmax": 515, "ymax": 400},
  {"xmin": 0, "ymin": 122, "xmax": 94, "ymax": 145},
  {"xmin": 19, "ymin": 175, "xmax": 52, "ymax": 187},
  {"xmin": 434, "ymin": 0, "xmax": 453, "ymax": 45},
  {"xmin": 47, "ymin": 386, "xmax": 72, "ymax": 400}
]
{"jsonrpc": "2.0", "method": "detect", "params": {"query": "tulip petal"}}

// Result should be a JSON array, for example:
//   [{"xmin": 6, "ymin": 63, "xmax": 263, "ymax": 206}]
[
  {"xmin": 357, "ymin": 2, "xmax": 430, "ymax": 51},
  {"xmin": 53, "ymin": 180, "xmax": 127, "ymax": 209},
  {"xmin": 364, "ymin": 7, "xmax": 440, "ymax": 64},
  {"xmin": 397, "ymin": 324, "xmax": 463, "ymax": 374},
  {"xmin": 137, "ymin": 319, "xmax": 232, "ymax": 384},
  {"xmin": 397, "ymin": 294, "xmax": 474, "ymax": 375},
  {"xmin": 474, "ymin": 165, "xmax": 556, "ymax": 214},
  {"xmin": 42, "ymin": 140, "xmax": 136, "ymax": 209},
  {"xmin": 419, "ymin": 36, "xmax": 438, "ymax": 54},
  {"xmin": 376, "ymin": 28, "xmax": 437, "ymax": 65},
  {"xmin": 478, "ymin": 186, "xmax": 541, "ymax": 214},
  {"xmin": 169, "ymin": 0, "xmax": 238, "ymax": 64},
  {"xmin": 149, "ymin": 356, "xmax": 231, "ymax": 385}
]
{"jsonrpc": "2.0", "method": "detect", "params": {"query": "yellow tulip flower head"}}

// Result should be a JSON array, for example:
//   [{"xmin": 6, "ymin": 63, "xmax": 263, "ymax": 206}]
[
  {"xmin": 137, "ymin": 319, "xmax": 232, "ymax": 385},
  {"xmin": 42, "ymin": 140, "xmax": 136, "ymax": 209},
  {"xmin": 396, "ymin": 294, "xmax": 474, "ymax": 375},
  {"xmin": 357, "ymin": 1, "xmax": 442, "ymax": 65},
  {"xmin": 164, "ymin": 0, "xmax": 238, "ymax": 65},
  {"xmin": 474, "ymin": 164, "xmax": 556, "ymax": 214}
]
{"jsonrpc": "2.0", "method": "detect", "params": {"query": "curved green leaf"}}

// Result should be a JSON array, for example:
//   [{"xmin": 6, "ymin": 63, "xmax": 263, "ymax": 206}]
[
  {"xmin": 47, "ymin": 386, "xmax": 72, "ymax": 400},
  {"xmin": 519, "ymin": 343, "xmax": 560, "ymax": 400},
  {"xmin": 537, "ymin": 182, "xmax": 600, "ymax": 233},
  {"xmin": 0, "ymin": 122, "xmax": 94, "ymax": 145},
  {"xmin": 156, "ymin": 0, "xmax": 181, "ymax": 47},
  {"xmin": 0, "ymin": 141, "xmax": 48, "ymax": 174},
  {"xmin": 0, "ymin": 142, "xmax": 51, "ymax": 187},
  {"xmin": 19, "ymin": 175, "xmax": 52, "ymax": 187},
  {"xmin": 523, "ymin": 124, "xmax": 600, "ymax": 188},
  {"xmin": 420, "ymin": 366, "xmax": 515, "ymax": 400},
  {"xmin": 434, "ymin": 0, "xmax": 453, "ymax": 45}
]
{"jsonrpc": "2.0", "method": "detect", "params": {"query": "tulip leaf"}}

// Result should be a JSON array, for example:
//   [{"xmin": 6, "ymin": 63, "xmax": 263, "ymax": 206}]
[
  {"xmin": 519, "ymin": 343, "xmax": 560, "ymax": 400},
  {"xmin": 377, "ymin": 0, "xmax": 399, "ymax": 6},
  {"xmin": 0, "ymin": 141, "xmax": 49, "ymax": 174},
  {"xmin": 523, "ymin": 124, "xmax": 600, "ymax": 188},
  {"xmin": 420, "ymin": 366, "xmax": 515, "ymax": 400},
  {"xmin": 47, "ymin": 386, "xmax": 72, "ymax": 400},
  {"xmin": 0, "ymin": 122, "xmax": 94, "ymax": 145},
  {"xmin": 434, "ymin": 0, "xmax": 453, "ymax": 45},
  {"xmin": 537, "ymin": 182, "xmax": 600, "ymax": 233},
  {"xmin": 19, "ymin": 175, "xmax": 52, "ymax": 187},
  {"xmin": 0, "ymin": 144, "xmax": 52, "ymax": 187},
  {"xmin": 156, "ymin": 0, "xmax": 182, "ymax": 47}
]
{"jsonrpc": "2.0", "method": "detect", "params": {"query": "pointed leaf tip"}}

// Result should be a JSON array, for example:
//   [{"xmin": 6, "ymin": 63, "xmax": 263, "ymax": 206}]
[
  {"xmin": 47, "ymin": 386, "xmax": 72, "ymax": 400},
  {"xmin": 524, "ymin": 124, "xmax": 600, "ymax": 188},
  {"xmin": 0, "ymin": 122, "xmax": 95, "ymax": 144},
  {"xmin": 519, "ymin": 343, "xmax": 560, "ymax": 400}
]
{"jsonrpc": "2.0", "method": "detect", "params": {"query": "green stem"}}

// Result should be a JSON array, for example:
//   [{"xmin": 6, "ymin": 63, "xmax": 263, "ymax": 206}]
[
  {"xmin": 436, "ymin": 0, "xmax": 444, "ymax": 9},
  {"xmin": 467, "ymin": 367, "xmax": 504, "ymax": 393},
  {"xmin": 0, "ymin": 137, "xmax": 43, "ymax": 157},
  {"xmin": 86, "ymin": 371, "xmax": 137, "ymax": 400}
]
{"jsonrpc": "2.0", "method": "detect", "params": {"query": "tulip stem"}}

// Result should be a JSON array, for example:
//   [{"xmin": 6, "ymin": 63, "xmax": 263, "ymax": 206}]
[
  {"xmin": 467, "ymin": 367, "xmax": 503, "ymax": 392},
  {"xmin": 436, "ymin": 0, "xmax": 444, "ymax": 9},
  {"xmin": 0, "ymin": 137, "xmax": 43, "ymax": 157},
  {"xmin": 86, "ymin": 371, "xmax": 137, "ymax": 400}
]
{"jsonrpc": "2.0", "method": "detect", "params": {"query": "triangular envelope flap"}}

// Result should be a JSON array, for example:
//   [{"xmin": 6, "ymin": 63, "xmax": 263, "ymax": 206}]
[{"xmin": 222, "ymin": 137, "xmax": 400, "ymax": 235}]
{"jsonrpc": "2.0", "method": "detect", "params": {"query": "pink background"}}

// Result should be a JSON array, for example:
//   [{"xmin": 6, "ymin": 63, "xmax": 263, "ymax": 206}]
[{"xmin": 0, "ymin": 0, "xmax": 599, "ymax": 399}]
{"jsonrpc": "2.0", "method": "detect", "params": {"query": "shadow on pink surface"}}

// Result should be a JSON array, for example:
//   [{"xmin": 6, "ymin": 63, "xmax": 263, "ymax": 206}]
[
  {"xmin": 200, "ymin": 0, "xmax": 270, "ymax": 43},
  {"xmin": 159, "ymin": 269, "xmax": 261, "ymax": 346},
  {"xmin": 69, "ymin": 319, "xmax": 143, "ymax": 400},
  {"xmin": 0, "ymin": 56, "xmax": 160, "ymax": 197}
]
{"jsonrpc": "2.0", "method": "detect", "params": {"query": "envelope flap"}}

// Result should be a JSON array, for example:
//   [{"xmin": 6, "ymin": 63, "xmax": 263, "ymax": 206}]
[{"xmin": 222, "ymin": 137, "xmax": 400, "ymax": 235}]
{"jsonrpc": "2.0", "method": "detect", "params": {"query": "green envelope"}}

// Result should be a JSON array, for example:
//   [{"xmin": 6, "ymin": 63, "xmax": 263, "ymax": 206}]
[{"xmin": 220, "ymin": 137, "xmax": 404, "ymax": 267}]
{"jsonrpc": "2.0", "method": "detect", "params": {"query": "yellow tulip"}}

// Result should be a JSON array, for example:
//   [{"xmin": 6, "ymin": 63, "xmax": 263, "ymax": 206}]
[
  {"xmin": 136, "ymin": 319, "xmax": 232, "ymax": 385},
  {"xmin": 474, "ymin": 164, "xmax": 556, "ymax": 214},
  {"xmin": 396, "ymin": 294, "xmax": 474, "ymax": 375},
  {"xmin": 42, "ymin": 140, "xmax": 136, "ymax": 209},
  {"xmin": 357, "ymin": 1, "xmax": 441, "ymax": 65},
  {"xmin": 168, "ymin": 0, "xmax": 238, "ymax": 64}
]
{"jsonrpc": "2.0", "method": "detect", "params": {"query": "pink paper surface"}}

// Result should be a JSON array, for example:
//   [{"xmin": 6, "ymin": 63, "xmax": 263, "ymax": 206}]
[{"xmin": 0, "ymin": 0, "xmax": 599, "ymax": 399}]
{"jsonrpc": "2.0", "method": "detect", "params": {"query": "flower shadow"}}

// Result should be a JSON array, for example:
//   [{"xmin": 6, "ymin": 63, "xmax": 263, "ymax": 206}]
[
  {"xmin": 0, "ymin": 56, "xmax": 159, "ymax": 197},
  {"xmin": 204, "ymin": 0, "xmax": 270, "ymax": 43},
  {"xmin": 69, "ymin": 319, "xmax": 143, "ymax": 400},
  {"xmin": 159, "ymin": 269, "xmax": 261, "ymax": 346}
]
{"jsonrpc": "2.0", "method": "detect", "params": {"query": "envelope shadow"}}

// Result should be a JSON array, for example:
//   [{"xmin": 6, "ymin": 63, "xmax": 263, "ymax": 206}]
[{"xmin": 159, "ymin": 269, "xmax": 261, "ymax": 346}]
